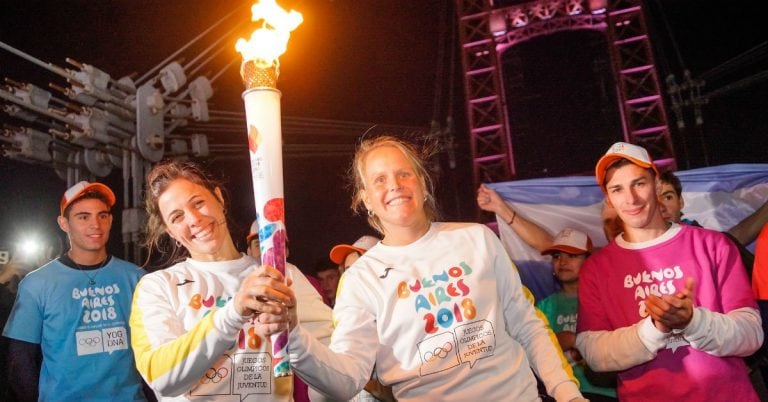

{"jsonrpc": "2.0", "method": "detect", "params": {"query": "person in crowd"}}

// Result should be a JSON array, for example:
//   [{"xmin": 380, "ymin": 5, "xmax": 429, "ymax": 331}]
[
  {"xmin": 246, "ymin": 219, "xmax": 333, "ymax": 402},
  {"xmin": 3, "ymin": 181, "xmax": 148, "ymax": 401},
  {"xmin": 576, "ymin": 142, "xmax": 763, "ymax": 401},
  {"xmin": 315, "ymin": 264, "xmax": 341, "ymax": 308},
  {"xmin": 537, "ymin": 229, "xmax": 617, "ymax": 402},
  {"xmin": 600, "ymin": 201, "xmax": 623, "ymax": 242},
  {"xmin": 245, "ymin": 219, "xmax": 262, "ymax": 259},
  {"xmin": 476, "ymin": 183, "xmax": 560, "ymax": 300},
  {"xmin": 477, "ymin": 184, "xmax": 616, "ymax": 399},
  {"xmin": 329, "ymin": 235, "xmax": 380, "ymax": 274},
  {"xmin": 270, "ymin": 135, "xmax": 586, "ymax": 401},
  {"xmin": 655, "ymin": 170, "xmax": 685, "ymax": 224},
  {"xmin": 753, "ymin": 224, "xmax": 768, "ymax": 301},
  {"xmin": 130, "ymin": 160, "xmax": 298, "ymax": 401},
  {"xmin": 751, "ymin": 222, "xmax": 768, "ymax": 391},
  {"xmin": 657, "ymin": 170, "xmax": 766, "ymax": 276},
  {"xmin": 656, "ymin": 170, "xmax": 768, "ymax": 249}
]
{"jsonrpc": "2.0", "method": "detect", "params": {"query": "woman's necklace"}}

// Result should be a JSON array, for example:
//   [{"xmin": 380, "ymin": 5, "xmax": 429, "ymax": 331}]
[{"xmin": 69, "ymin": 253, "xmax": 108, "ymax": 285}]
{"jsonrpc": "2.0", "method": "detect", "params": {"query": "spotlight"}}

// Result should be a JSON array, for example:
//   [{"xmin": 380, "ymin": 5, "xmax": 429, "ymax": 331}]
[{"xmin": 19, "ymin": 237, "xmax": 41, "ymax": 258}]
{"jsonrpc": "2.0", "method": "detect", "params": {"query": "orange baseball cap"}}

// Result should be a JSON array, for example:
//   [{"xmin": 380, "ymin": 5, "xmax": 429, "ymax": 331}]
[
  {"xmin": 329, "ymin": 235, "xmax": 379, "ymax": 264},
  {"xmin": 60, "ymin": 181, "xmax": 116, "ymax": 216},
  {"xmin": 595, "ymin": 142, "xmax": 659, "ymax": 190}
]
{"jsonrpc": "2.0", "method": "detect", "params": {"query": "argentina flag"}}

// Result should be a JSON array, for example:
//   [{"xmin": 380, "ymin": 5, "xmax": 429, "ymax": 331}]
[{"xmin": 486, "ymin": 163, "xmax": 768, "ymax": 302}]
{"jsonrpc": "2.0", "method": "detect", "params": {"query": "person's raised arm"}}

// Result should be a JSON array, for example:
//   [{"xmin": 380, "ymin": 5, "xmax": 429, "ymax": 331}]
[
  {"xmin": 477, "ymin": 184, "xmax": 554, "ymax": 252},
  {"xmin": 728, "ymin": 200, "xmax": 768, "ymax": 246}
]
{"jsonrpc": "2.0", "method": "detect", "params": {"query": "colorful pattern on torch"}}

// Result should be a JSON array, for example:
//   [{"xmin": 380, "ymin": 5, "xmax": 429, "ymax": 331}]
[
  {"xmin": 258, "ymin": 202, "xmax": 289, "ymax": 376},
  {"xmin": 242, "ymin": 81, "xmax": 290, "ymax": 377},
  {"xmin": 237, "ymin": 0, "xmax": 303, "ymax": 381}
]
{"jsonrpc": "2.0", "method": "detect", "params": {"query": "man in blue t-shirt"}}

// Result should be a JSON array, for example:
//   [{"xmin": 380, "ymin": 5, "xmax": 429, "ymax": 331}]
[
  {"xmin": 2, "ymin": 181, "xmax": 148, "ymax": 402},
  {"xmin": 536, "ymin": 228, "xmax": 617, "ymax": 402}
]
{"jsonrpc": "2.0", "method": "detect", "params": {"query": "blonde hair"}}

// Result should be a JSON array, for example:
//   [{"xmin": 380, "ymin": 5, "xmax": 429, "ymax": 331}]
[{"xmin": 350, "ymin": 135, "xmax": 439, "ymax": 234}]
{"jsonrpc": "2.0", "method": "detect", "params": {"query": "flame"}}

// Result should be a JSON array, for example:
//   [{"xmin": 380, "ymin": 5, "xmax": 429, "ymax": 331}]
[{"xmin": 235, "ymin": 0, "xmax": 303, "ymax": 68}]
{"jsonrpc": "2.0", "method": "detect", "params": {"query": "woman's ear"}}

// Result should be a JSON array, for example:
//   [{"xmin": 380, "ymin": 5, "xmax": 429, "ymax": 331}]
[{"xmin": 214, "ymin": 187, "xmax": 225, "ymax": 205}]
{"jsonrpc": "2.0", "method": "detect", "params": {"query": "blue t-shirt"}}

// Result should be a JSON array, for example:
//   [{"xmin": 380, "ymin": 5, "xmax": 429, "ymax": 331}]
[{"xmin": 3, "ymin": 256, "xmax": 147, "ymax": 401}]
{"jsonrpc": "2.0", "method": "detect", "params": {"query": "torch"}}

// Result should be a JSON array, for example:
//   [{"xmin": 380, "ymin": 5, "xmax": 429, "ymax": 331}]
[{"xmin": 236, "ymin": 0, "xmax": 302, "ymax": 378}]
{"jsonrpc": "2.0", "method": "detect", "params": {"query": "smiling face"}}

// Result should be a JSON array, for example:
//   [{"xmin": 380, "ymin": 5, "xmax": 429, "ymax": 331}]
[
  {"xmin": 360, "ymin": 145, "xmax": 429, "ymax": 238},
  {"xmin": 157, "ymin": 178, "xmax": 230, "ymax": 261},
  {"xmin": 551, "ymin": 251, "xmax": 586, "ymax": 284},
  {"xmin": 604, "ymin": 162, "xmax": 666, "ymax": 241},
  {"xmin": 58, "ymin": 198, "xmax": 112, "ymax": 260}
]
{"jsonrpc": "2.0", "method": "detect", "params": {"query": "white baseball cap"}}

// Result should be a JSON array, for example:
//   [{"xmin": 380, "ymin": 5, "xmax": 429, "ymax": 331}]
[
  {"xmin": 541, "ymin": 228, "xmax": 593, "ymax": 256},
  {"xmin": 60, "ymin": 181, "xmax": 115, "ymax": 216},
  {"xmin": 595, "ymin": 142, "xmax": 659, "ymax": 190},
  {"xmin": 329, "ymin": 235, "xmax": 379, "ymax": 264}
]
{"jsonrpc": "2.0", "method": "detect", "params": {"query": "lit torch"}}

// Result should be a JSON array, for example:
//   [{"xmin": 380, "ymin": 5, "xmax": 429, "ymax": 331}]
[{"xmin": 235, "ymin": 0, "xmax": 302, "ymax": 378}]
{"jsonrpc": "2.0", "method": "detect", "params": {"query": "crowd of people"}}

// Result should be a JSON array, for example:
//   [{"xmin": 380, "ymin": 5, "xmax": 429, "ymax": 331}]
[{"xmin": 0, "ymin": 136, "xmax": 767, "ymax": 401}]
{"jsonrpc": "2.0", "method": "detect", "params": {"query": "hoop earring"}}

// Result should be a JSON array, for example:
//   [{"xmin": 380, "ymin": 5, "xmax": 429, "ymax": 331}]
[
  {"xmin": 367, "ymin": 209, "xmax": 374, "ymax": 217},
  {"xmin": 175, "ymin": 240, "xmax": 182, "ymax": 247}
]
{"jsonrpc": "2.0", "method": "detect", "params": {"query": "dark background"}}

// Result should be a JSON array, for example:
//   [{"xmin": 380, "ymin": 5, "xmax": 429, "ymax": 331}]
[{"xmin": 1, "ymin": 0, "xmax": 766, "ymax": 274}]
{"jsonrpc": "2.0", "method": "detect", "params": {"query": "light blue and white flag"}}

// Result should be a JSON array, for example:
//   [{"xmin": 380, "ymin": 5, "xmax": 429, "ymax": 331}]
[{"xmin": 487, "ymin": 163, "xmax": 768, "ymax": 302}]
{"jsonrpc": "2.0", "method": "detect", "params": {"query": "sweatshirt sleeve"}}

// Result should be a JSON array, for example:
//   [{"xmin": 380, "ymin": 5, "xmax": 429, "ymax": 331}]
[
  {"xmin": 682, "ymin": 232, "xmax": 764, "ymax": 356},
  {"xmin": 129, "ymin": 275, "xmax": 249, "ymax": 397},
  {"xmin": 288, "ymin": 264, "xmax": 334, "ymax": 346},
  {"xmin": 288, "ymin": 266, "xmax": 381, "ymax": 401},
  {"xmin": 575, "ymin": 318, "xmax": 661, "ymax": 372},
  {"xmin": 288, "ymin": 301, "xmax": 378, "ymax": 401},
  {"xmin": 682, "ymin": 306, "xmax": 763, "ymax": 356},
  {"xmin": 491, "ymin": 234, "xmax": 582, "ymax": 402}
]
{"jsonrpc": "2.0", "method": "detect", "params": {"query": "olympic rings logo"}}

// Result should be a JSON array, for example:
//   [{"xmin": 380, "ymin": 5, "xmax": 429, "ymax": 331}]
[
  {"xmin": 200, "ymin": 367, "xmax": 229, "ymax": 384},
  {"xmin": 78, "ymin": 336, "xmax": 102, "ymax": 346},
  {"xmin": 423, "ymin": 342, "xmax": 453, "ymax": 362}
]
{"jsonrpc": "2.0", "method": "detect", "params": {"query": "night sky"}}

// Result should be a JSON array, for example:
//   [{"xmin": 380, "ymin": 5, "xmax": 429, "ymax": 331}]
[{"xmin": 1, "ymin": 0, "xmax": 766, "ymax": 273}]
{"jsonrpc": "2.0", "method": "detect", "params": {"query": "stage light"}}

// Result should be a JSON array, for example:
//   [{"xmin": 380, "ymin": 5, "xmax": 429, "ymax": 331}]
[
  {"xmin": 489, "ymin": 11, "xmax": 507, "ymax": 37},
  {"xmin": 589, "ymin": 0, "xmax": 607, "ymax": 14},
  {"xmin": 19, "ymin": 237, "xmax": 41, "ymax": 258}
]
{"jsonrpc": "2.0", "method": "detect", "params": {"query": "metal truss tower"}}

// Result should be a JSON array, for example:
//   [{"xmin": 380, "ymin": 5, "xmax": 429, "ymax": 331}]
[
  {"xmin": 605, "ymin": 0, "xmax": 675, "ymax": 171},
  {"xmin": 456, "ymin": 0, "xmax": 515, "ymax": 183},
  {"xmin": 456, "ymin": 0, "xmax": 676, "ymax": 186}
]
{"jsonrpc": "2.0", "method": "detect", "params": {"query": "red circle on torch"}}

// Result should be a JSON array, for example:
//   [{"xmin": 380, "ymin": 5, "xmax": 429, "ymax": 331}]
[{"xmin": 263, "ymin": 198, "xmax": 284, "ymax": 222}]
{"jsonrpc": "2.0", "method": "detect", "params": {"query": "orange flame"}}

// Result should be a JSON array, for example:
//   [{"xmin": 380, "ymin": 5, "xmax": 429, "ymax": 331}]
[{"xmin": 235, "ymin": 0, "xmax": 303, "ymax": 68}]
